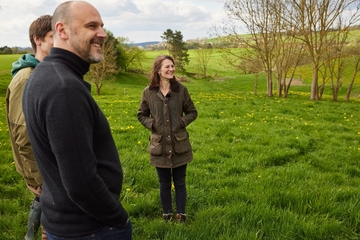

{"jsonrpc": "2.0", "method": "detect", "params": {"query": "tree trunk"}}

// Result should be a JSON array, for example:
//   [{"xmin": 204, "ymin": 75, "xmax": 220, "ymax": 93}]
[
  {"xmin": 277, "ymin": 78, "xmax": 282, "ymax": 97},
  {"xmin": 267, "ymin": 71, "xmax": 273, "ymax": 97},
  {"xmin": 310, "ymin": 66, "xmax": 319, "ymax": 100},
  {"xmin": 346, "ymin": 58, "xmax": 360, "ymax": 102},
  {"xmin": 95, "ymin": 82, "xmax": 102, "ymax": 95},
  {"xmin": 346, "ymin": 77, "xmax": 356, "ymax": 102},
  {"xmin": 254, "ymin": 74, "xmax": 258, "ymax": 95},
  {"xmin": 331, "ymin": 80, "xmax": 338, "ymax": 102},
  {"xmin": 284, "ymin": 79, "xmax": 291, "ymax": 98}
]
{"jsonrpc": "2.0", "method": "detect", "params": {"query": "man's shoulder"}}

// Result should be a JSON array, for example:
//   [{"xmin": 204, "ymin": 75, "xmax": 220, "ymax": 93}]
[
  {"xmin": 13, "ymin": 67, "xmax": 33, "ymax": 78},
  {"xmin": 8, "ymin": 67, "xmax": 34, "ymax": 90}
]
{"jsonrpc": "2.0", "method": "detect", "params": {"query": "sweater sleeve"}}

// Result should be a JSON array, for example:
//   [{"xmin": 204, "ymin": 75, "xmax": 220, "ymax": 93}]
[{"xmin": 45, "ymin": 86, "xmax": 128, "ymax": 228}]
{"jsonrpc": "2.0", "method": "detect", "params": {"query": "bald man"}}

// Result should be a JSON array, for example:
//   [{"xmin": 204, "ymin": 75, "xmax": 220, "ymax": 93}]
[{"xmin": 22, "ymin": 1, "xmax": 132, "ymax": 239}]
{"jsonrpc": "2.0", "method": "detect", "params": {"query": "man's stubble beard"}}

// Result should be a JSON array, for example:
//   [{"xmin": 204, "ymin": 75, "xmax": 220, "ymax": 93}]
[
  {"xmin": 70, "ymin": 34, "xmax": 104, "ymax": 63},
  {"xmin": 88, "ymin": 47, "xmax": 104, "ymax": 63}
]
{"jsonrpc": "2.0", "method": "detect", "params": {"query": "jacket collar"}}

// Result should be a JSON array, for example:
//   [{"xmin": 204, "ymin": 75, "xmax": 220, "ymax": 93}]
[{"xmin": 149, "ymin": 79, "xmax": 180, "ymax": 92}]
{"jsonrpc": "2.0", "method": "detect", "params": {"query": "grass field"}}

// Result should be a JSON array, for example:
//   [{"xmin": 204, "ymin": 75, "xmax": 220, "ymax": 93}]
[{"xmin": 0, "ymin": 52, "xmax": 360, "ymax": 239}]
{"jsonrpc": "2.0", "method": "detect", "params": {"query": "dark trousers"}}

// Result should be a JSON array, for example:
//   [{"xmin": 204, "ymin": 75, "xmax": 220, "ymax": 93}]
[
  {"xmin": 46, "ymin": 219, "xmax": 132, "ymax": 240},
  {"xmin": 156, "ymin": 164, "xmax": 187, "ymax": 214}
]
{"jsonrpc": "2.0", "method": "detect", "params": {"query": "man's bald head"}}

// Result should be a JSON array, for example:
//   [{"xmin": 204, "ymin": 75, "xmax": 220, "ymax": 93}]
[
  {"xmin": 50, "ymin": 1, "xmax": 107, "ymax": 63},
  {"xmin": 51, "ymin": 1, "xmax": 72, "ymax": 37}
]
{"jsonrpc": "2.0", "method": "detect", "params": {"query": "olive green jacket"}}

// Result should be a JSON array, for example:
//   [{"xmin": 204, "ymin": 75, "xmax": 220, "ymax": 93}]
[
  {"xmin": 137, "ymin": 80, "xmax": 197, "ymax": 168},
  {"xmin": 6, "ymin": 60, "xmax": 43, "ymax": 186}
]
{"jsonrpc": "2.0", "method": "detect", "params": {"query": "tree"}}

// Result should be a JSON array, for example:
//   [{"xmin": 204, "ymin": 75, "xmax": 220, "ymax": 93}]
[
  {"xmin": 194, "ymin": 44, "xmax": 213, "ymax": 78},
  {"xmin": 281, "ymin": 0, "xmax": 360, "ymax": 100},
  {"xmin": 125, "ymin": 46, "xmax": 146, "ymax": 72},
  {"xmin": 0, "ymin": 46, "xmax": 12, "ymax": 54},
  {"xmin": 274, "ymin": 39, "xmax": 306, "ymax": 98},
  {"xmin": 345, "ymin": 36, "xmax": 360, "ymax": 101},
  {"xmin": 322, "ymin": 29, "xmax": 350, "ymax": 101},
  {"xmin": 161, "ymin": 29, "xmax": 189, "ymax": 71},
  {"xmin": 214, "ymin": 0, "xmax": 292, "ymax": 97},
  {"xmin": 87, "ymin": 30, "xmax": 119, "ymax": 95},
  {"xmin": 212, "ymin": 0, "xmax": 304, "ymax": 97},
  {"xmin": 116, "ymin": 37, "xmax": 146, "ymax": 72},
  {"xmin": 213, "ymin": 0, "xmax": 360, "ymax": 100},
  {"xmin": 11, "ymin": 47, "xmax": 19, "ymax": 54}
]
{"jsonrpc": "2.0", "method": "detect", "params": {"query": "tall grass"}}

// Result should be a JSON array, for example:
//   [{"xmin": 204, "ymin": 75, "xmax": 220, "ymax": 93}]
[{"xmin": 0, "ymin": 53, "xmax": 360, "ymax": 239}]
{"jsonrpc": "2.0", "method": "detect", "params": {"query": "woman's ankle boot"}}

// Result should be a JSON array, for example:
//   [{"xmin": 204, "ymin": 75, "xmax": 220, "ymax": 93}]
[
  {"xmin": 176, "ymin": 213, "xmax": 186, "ymax": 223},
  {"xmin": 162, "ymin": 213, "xmax": 173, "ymax": 222}
]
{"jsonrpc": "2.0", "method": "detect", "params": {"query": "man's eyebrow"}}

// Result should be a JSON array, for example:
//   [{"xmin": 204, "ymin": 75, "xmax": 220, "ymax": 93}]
[{"xmin": 85, "ymin": 21, "xmax": 104, "ymax": 27}]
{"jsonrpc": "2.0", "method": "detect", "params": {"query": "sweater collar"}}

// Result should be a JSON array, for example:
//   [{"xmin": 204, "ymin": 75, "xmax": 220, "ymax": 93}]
[{"xmin": 45, "ymin": 48, "xmax": 90, "ymax": 79}]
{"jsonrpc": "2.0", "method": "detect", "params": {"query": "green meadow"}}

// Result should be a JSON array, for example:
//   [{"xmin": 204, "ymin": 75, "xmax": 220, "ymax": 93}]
[{"xmin": 0, "ymin": 52, "xmax": 360, "ymax": 239}]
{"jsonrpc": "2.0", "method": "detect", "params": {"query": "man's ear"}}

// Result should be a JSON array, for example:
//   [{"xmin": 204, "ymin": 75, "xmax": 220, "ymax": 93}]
[
  {"xmin": 33, "ymin": 36, "xmax": 41, "ymax": 45},
  {"xmin": 55, "ymin": 22, "xmax": 69, "ymax": 39}
]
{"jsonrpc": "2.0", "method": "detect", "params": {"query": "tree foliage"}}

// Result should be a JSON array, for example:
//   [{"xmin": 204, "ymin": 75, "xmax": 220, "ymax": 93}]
[
  {"xmin": 0, "ymin": 46, "xmax": 13, "ymax": 54},
  {"xmin": 161, "ymin": 29, "xmax": 189, "ymax": 71},
  {"xmin": 194, "ymin": 44, "xmax": 213, "ymax": 78},
  {"xmin": 116, "ymin": 37, "xmax": 146, "ymax": 72},
  {"xmin": 87, "ymin": 30, "xmax": 119, "ymax": 95}
]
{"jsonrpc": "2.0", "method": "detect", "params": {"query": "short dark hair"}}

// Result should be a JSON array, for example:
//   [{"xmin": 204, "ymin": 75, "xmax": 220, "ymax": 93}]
[
  {"xmin": 29, "ymin": 15, "xmax": 52, "ymax": 53},
  {"xmin": 149, "ymin": 55, "xmax": 176, "ymax": 87}
]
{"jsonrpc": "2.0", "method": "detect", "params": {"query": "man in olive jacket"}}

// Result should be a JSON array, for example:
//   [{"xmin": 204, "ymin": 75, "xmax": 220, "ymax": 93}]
[{"xmin": 6, "ymin": 15, "xmax": 53, "ymax": 240}]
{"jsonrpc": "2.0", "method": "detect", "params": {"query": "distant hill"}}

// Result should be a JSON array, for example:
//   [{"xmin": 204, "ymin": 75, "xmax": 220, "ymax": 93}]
[{"xmin": 130, "ymin": 41, "xmax": 160, "ymax": 48}]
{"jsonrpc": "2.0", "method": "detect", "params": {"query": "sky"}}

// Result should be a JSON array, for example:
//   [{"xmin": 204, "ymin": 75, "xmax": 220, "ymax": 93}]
[{"xmin": 0, "ymin": 0, "xmax": 228, "ymax": 48}]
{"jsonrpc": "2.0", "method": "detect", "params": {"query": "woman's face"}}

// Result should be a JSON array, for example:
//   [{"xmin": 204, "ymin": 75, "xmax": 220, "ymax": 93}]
[{"xmin": 158, "ymin": 59, "xmax": 175, "ymax": 80}]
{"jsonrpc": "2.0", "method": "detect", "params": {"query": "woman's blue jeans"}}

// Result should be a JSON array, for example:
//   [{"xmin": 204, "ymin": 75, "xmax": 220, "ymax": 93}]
[{"xmin": 45, "ymin": 219, "xmax": 132, "ymax": 240}]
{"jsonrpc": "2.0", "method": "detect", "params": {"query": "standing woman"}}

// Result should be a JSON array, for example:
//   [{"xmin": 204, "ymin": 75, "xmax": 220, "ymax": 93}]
[{"xmin": 138, "ymin": 55, "xmax": 197, "ymax": 222}]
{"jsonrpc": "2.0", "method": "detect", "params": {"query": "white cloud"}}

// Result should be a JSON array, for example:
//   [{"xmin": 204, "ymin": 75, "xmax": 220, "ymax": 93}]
[{"xmin": 0, "ymin": 0, "xmax": 227, "ymax": 47}]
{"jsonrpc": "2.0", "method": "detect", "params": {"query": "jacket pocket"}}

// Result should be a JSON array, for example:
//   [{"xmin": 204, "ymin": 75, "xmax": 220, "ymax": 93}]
[
  {"xmin": 148, "ymin": 134, "xmax": 163, "ymax": 155},
  {"xmin": 174, "ymin": 131, "xmax": 192, "ymax": 154}
]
